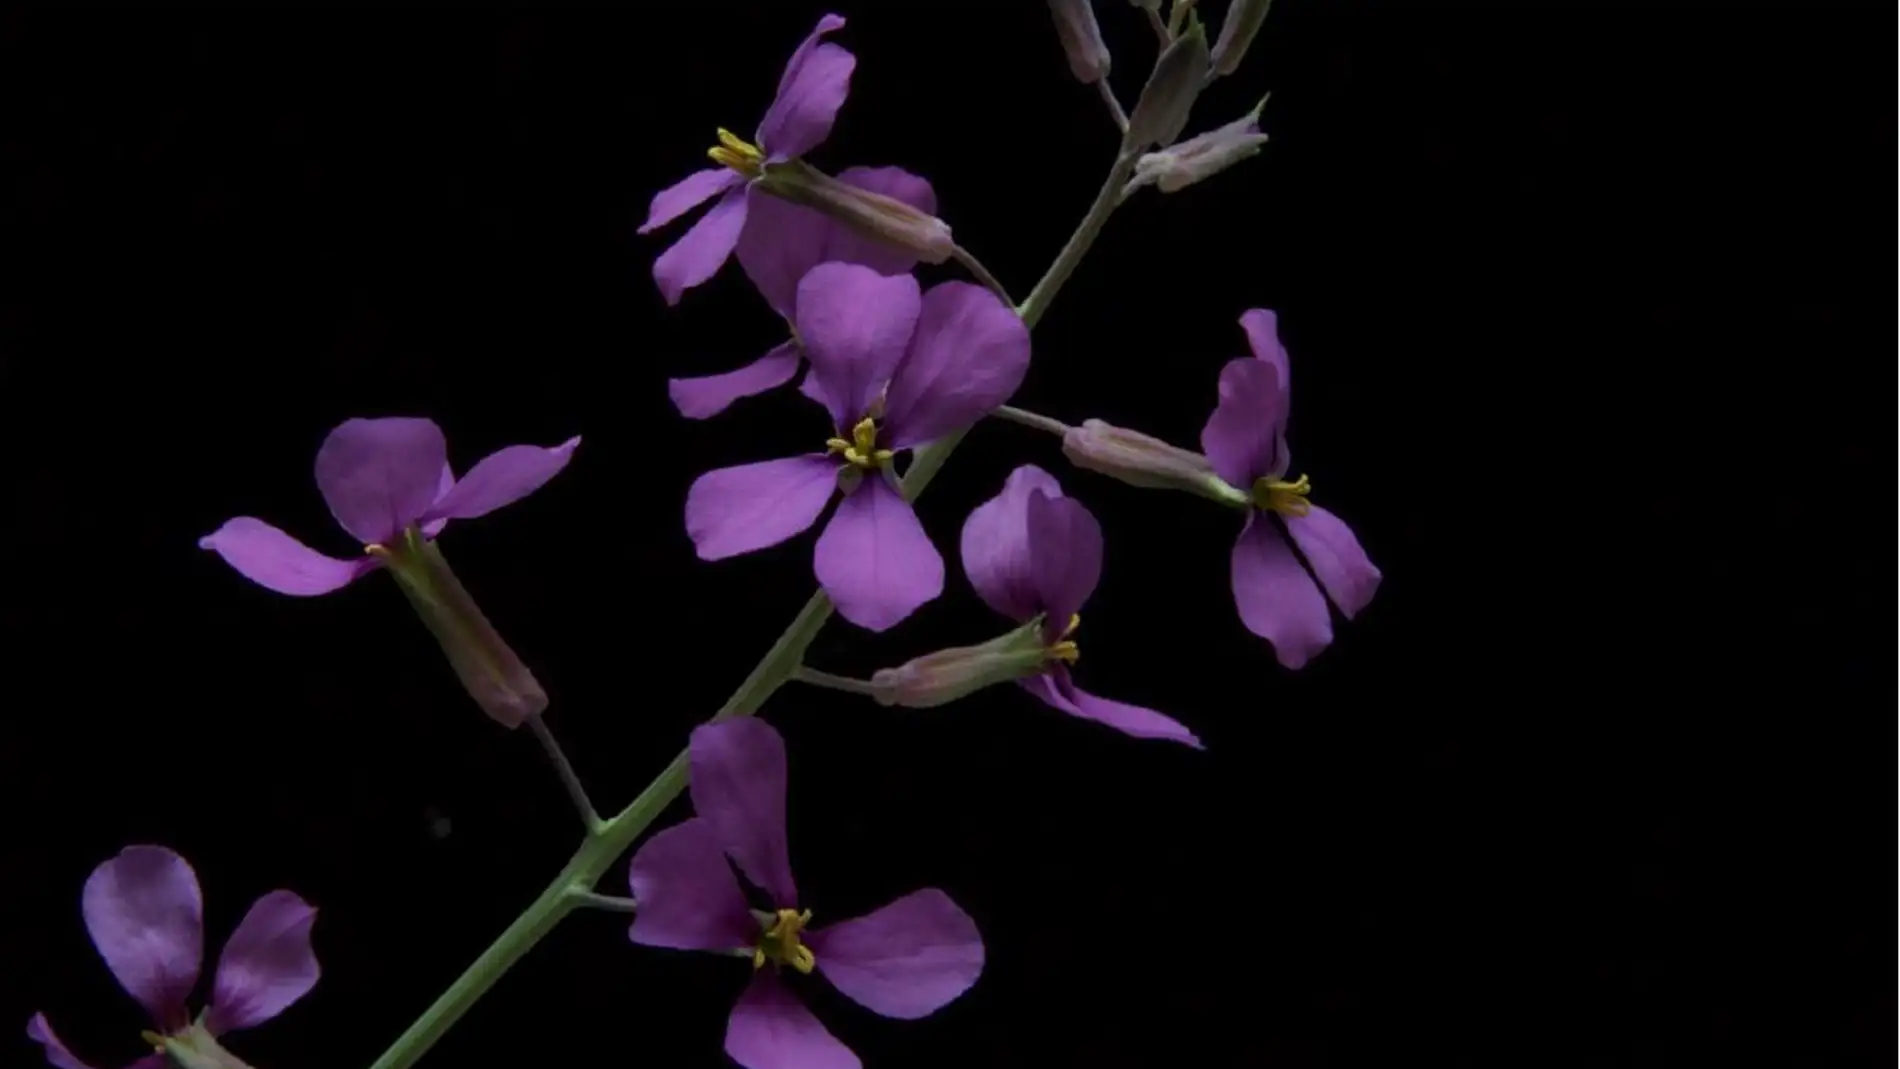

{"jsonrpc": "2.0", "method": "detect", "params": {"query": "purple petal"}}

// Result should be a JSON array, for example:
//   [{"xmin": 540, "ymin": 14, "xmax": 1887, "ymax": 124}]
[
  {"xmin": 689, "ymin": 719, "xmax": 799, "ymax": 907},
  {"xmin": 1286, "ymin": 505, "xmax": 1381, "ymax": 619},
  {"xmin": 419, "ymin": 463, "xmax": 455, "ymax": 539},
  {"xmin": 313, "ymin": 417, "xmax": 449, "ymax": 546},
  {"xmin": 814, "ymin": 476, "xmax": 943, "ymax": 632},
  {"xmin": 882, "ymin": 282, "xmax": 1031, "ymax": 450},
  {"xmin": 1200, "ymin": 356, "xmax": 1288, "ymax": 488},
  {"xmin": 198, "ymin": 517, "xmax": 372, "ymax": 596},
  {"xmin": 1240, "ymin": 307, "xmax": 1291, "ymax": 384},
  {"xmin": 1021, "ymin": 669, "xmax": 1203, "ymax": 748},
  {"xmin": 958, "ymin": 465, "xmax": 1061, "ymax": 622},
  {"xmin": 1231, "ymin": 514, "xmax": 1332, "ymax": 669},
  {"xmin": 26, "ymin": 1014, "xmax": 100, "ymax": 1069},
  {"xmin": 81, "ymin": 845, "xmax": 203, "ymax": 1029},
  {"xmin": 669, "ymin": 341, "xmax": 803, "ymax": 420},
  {"xmin": 735, "ymin": 193, "xmax": 833, "ymax": 319},
  {"xmin": 794, "ymin": 262, "xmax": 920, "ymax": 428},
  {"xmin": 640, "ymin": 167, "xmax": 743, "ymax": 235},
  {"xmin": 686, "ymin": 455, "xmax": 841, "ymax": 561},
  {"xmin": 797, "ymin": 361, "xmax": 832, "ymax": 411},
  {"xmin": 420, "ymin": 437, "xmax": 580, "ymax": 523},
  {"xmin": 626, "ymin": 818, "xmax": 758, "ymax": 952},
  {"xmin": 808, "ymin": 888, "xmax": 984, "ymax": 1020},
  {"xmin": 654, "ymin": 185, "xmax": 750, "ymax": 307},
  {"xmin": 724, "ymin": 973, "xmax": 859, "ymax": 1069},
  {"xmin": 822, "ymin": 166, "xmax": 939, "ymax": 275},
  {"xmin": 204, "ymin": 891, "xmax": 319, "ymax": 1034},
  {"xmin": 756, "ymin": 15, "xmax": 854, "ymax": 161},
  {"xmin": 1025, "ymin": 490, "xmax": 1102, "ymax": 642}
]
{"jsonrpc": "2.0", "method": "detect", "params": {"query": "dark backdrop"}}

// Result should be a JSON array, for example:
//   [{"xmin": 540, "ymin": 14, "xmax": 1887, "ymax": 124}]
[{"xmin": 2, "ymin": 2, "xmax": 1889, "ymax": 1067}]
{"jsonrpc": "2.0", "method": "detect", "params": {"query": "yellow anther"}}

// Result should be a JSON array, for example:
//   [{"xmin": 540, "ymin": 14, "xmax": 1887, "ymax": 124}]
[
  {"xmin": 825, "ymin": 417, "xmax": 893, "ymax": 470},
  {"xmin": 707, "ymin": 127, "xmax": 766, "ymax": 178},
  {"xmin": 363, "ymin": 543, "xmax": 392, "ymax": 559},
  {"xmin": 1253, "ymin": 473, "xmax": 1313, "ymax": 517},
  {"xmin": 754, "ymin": 907, "xmax": 817, "ymax": 974},
  {"xmin": 139, "ymin": 1030, "xmax": 167, "ymax": 1051},
  {"xmin": 1043, "ymin": 614, "xmax": 1082, "ymax": 663}
]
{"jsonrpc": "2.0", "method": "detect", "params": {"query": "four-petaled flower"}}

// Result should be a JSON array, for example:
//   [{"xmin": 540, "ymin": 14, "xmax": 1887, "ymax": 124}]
[
  {"xmin": 28, "ymin": 846, "xmax": 319, "ymax": 1069},
  {"xmin": 1201, "ymin": 309, "xmax": 1381, "ymax": 668},
  {"xmin": 685, "ymin": 261, "xmax": 1031, "ymax": 631},
  {"xmin": 628, "ymin": 718, "xmax": 984, "ymax": 1069}
]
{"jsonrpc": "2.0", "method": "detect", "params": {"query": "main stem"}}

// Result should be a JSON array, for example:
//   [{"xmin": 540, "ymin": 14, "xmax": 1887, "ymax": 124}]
[{"xmin": 366, "ymin": 151, "xmax": 1141, "ymax": 1069}]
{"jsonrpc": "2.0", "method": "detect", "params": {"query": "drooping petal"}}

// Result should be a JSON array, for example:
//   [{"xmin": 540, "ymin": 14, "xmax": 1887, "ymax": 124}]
[
  {"xmin": 1021, "ymin": 669, "xmax": 1203, "ymax": 748},
  {"xmin": 821, "ymin": 166, "xmax": 939, "ymax": 276},
  {"xmin": 808, "ymin": 888, "xmax": 984, "ymax": 1020},
  {"xmin": 1230, "ymin": 514, "xmax": 1332, "ymax": 669},
  {"xmin": 814, "ymin": 476, "xmax": 943, "ymax": 632},
  {"xmin": 314, "ymin": 417, "xmax": 450, "ymax": 546},
  {"xmin": 204, "ymin": 891, "xmax": 319, "ymax": 1034},
  {"xmin": 794, "ymin": 262, "xmax": 920, "ymax": 428},
  {"xmin": 198, "ymin": 517, "xmax": 373, "ymax": 596},
  {"xmin": 958, "ymin": 465, "xmax": 1061, "ymax": 623},
  {"xmin": 639, "ymin": 167, "xmax": 743, "ymax": 235},
  {"xmin": 81, "ymin": 845, "xmax": 203, "ymax": 1029},
  {"xmin": 734, "ymin": 190, "xmax": 835, "ymax": 318},
  {"xmin": 25, "ymin": 1014, "xmax": 101, "ymax": 1069},
  {"xmin": 724, "ymin": 973, "xmax": 858, "ymax": 1069},
  {"xmin": 626, "ymin": 818, "xmax": 758, "ymax": 952},
  {"xmin": 1285, "ymin": 505, "xmax": 1381, "ymax": 620},
  {"xmin": 420, "ymin": 437, "xmax": 580, "ymax": 524},
  {"xmin": 688, "ymin": 718, "xmax": 799, "ymax": 908},
  {"xmin": 653, "ymin": 185, "xmax": 750, "ymax": 307},
  {"xmin": 1025, "ymin": 490, "xmax": 1102, "ymax": 642},
  {"xmin": 1199, "ymin": 356, "xmax": 1287, "ymax": 488},
  {"xmin": 1239, "ymin": 307, "xmax": 1292, "ymax": 388},
  {"xmin": 685, "ymin": 455, "xmax": 840, "ymax": 561},
  {"xmin": 881, "ymin": 281, "xmax": 1031, "ymax": 450},
  {"xmin": 756, "ymin": 14, "xmax": 854, "ymax": 161},
  {"xmin": 669, "ymin": 340, "xmax": 804, "ymax": 420}
]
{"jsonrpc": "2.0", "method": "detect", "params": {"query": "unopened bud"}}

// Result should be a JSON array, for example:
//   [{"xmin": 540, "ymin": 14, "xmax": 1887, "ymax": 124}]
[
  {"xmin": 1124, "ymin": 17, "xmax": 1209, "ymax": 150},
  {"xmin": 760, "ymin": 161, "xmax": 955, "ymax": 264},
  {"xmin": 869, "ymin": 622, "xmax": 1049, "ymax": 709},
  {"xmin": 1046, "ymin": 0, "xmax": 1111, "ymax": 84},
  {"xmin": 1062, "ymin": 419, "xmax": 1249, "ymax": 506},
  {"xmin": 1130, "ymin": 95, "xmax": 1269, "ymax": 193},
  {"xmin": 1210, "ymin": 0, "xmax": 1274, "ymax": 78}
]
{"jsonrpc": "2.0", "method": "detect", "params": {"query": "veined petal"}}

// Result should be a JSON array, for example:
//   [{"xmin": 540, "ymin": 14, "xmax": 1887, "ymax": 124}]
[
  {"xmin": 1200, "ymin": 356, "xmax": 1287, "ymax": 487},
  {"xmin": 669, "ymin": 340, "xmax": 803, "ymax": 420},
  {"xmin": 1022, "ymin": 669, "xmax": 1203, "ymax": 748},
  {"xmin": 882, "ymin": 281, "xmax": 1031, "ymax": 450},
  {"xmin": 685, "ymin": 455, "xmax": 840, "ymax": 561},
  {"xmin": 688, "ymin": 719, "xmax": 798, "ymax": 908},
  {"xmin": 821, "ymin": 166, "xmax": 939, "ymax": 276},
  {"xmin": 757, "ymin": 15, "xmax": 854, "ymax": 161},
  {"xmin": 205, "ymin": 891, "xmax": 319, "ymax": 1034},
  {"xmin": 626, "ymin": 818, "xmax": 757, "ymax": 952},
  {"xmin": 420, "ymin": 437, "xmax": 580, "ymax": 523},
  {"xmin": 958, "ymin": 465, "xmax": 1060, "ymax": 623},
  {"xmin": 314, "ymin": 417, "xmax": 449, "ymax": 545},
  {"xmin": 26, "ymin": 1014, "xmax": 102, "ymax": 1069},
  {"xmin": 815, "ymin": 476, "xmax": 943, "ymax": 632},
  {"xmin": 1285, "ymin": 505, "xmax": 1381, "ymax": 620},
  {"xmin": 198, "ymin": 517, "xmax": 372, "ymax": 596},
  {"xmin": 639, "ymin": 167, "xmax": 742, "ymax": 235},
  {"xmin": 724, "ymin": 973, "xmax": 858, "ymax": 1069},
  {"xmin": 654, "ymin": 185, "xmax": 750, "ymax": 307},
  {"xmin": 1231, "ymin": 514, "xmax": 1332, "ymax": 669},
  {"xmin": 1025, "ymin": 489, "xmax": 1102, "ymax": 643},
  {"xmin": 81, "ymin": 846, "xmax": 203, "ymax": 1029},
  {"xmin": 808, "ymin": 888, "xmax": 984, "ymax": 1020},
  {"xmin": 794, "ymin": 262, "xmax": 920, "ymax": 428}
]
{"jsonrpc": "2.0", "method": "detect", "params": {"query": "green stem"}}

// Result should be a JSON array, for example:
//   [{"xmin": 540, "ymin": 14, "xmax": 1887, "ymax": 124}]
[
  {"xmin": 793, "ymin": 666, "xmax": 882, "ymax": 697},
  {"xmin": 991, "ymin": 404, "xmax": 1072, "ymax": 437},
  {"xmin": 526, "ymin": 715, "xmax": 601, "ymax": 833}
]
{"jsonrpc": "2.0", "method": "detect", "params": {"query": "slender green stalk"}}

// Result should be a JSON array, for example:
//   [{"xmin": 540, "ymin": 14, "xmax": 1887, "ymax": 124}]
[
  {"xmin": 526, "ymin": 715, "xmax": 601, "ymax": 833},
  {"xmin": 950, "ymin": 244, "xmax": 1014, "ymax": 307},
  {"xmin": 793, "ymin": 666, "xmax": 883, "ymax": 697},
  {"xmin": 991, "ymin": 404, "xmax": 1072, "ymax": 437},
  {"xmin": 567, "ymin": 890, "xmax": 641, "ymax": 913}
]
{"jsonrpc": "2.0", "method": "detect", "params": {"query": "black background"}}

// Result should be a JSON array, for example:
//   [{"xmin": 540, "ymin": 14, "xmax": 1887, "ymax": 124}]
[{"xmin": 2, "ymin": 2, "xmax": 1889, "ymax": 1067}]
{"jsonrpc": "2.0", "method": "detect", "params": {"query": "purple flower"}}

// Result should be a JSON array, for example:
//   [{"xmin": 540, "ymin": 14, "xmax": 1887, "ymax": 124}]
[
  {"xmin": 638, "ymin": 14, "xmax": 857, "ymax": 306},
  {"xmin": 1201, "ymin": 309, "xmax": 1381, "ymax": 668},
  {"xmin": 28, "ymin": 846, "xmax": 319, "ymax": 1069},
  {"xmin": 685, "ymin": 262, "xmax": 1031, "ymax": 632},
  {"xmin": 670, "ymin": 165, "xmax": 938, "ymax": 420},
  {"xmin": 960, "ymin": 465, "xmax": 1204, "ymax": 748},
  {"xmin": 628, "ymin": 718, "xmax": 984, "ymax": 1069}
]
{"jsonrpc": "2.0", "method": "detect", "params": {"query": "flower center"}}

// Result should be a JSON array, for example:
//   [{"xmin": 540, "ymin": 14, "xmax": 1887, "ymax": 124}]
[
  {"xmin": 1044, "ymin": 613, "xmax": 1081, "ymax": 664},
  {"xmin": 753, "ymin": 907, "xmax": 816, "ymax": 974},
  {"xmin": 707, "ymin": 128, "xmax": 765, "ymax": 179},
  {"xmin": 826, "ymin": 417, "xmax": 894, "ymax": 470},
  {"xmin": 1252, "ymin": 473, "xmax": 1312, "ymax": 517}
]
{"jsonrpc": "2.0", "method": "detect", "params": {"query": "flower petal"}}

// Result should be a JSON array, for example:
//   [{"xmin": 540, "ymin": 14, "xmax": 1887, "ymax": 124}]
[
  {"xmin": 735, "ymin": 195, "xmax": 833, "ymax": 319},
  {"xmin": 1240, "ymin": 307, "xmax": 1291, "ymax": 387},
  {"xmin": 626, "ymin": 818, "xmax": 758, "ymax": 952},
  {"xmin": 881, "ymin": 281, "xmax": 1031, "ymax": 450},
  {"xmin": 205, "ymin": 891, "xmax": 319, "ymax": 1034},
  {"xmin": 1231, "ymin": 514, "xmax": 1332, "ymax": 669},
  {"xmin": 81, "ymin": 846, "xmax": 203, "ymax": 1029},
  {"xmin": 756, "ymin": 14, "xmax": 854, "ymax": 161},
  {"xmin": 1199, "ymin": 356, "xmax": 1287, "ymax": 488},
  {"xmin": 198, "ymin": 517, "xmax": 372, "ymax": 596},
  {"xmin": 420, "ymin": 437, "xmax": 580, "ymax": 523},
  {"xmin": 794, "ymin": 262, "xmax": 920, "ymax": 428},
  {"xmin": 821, "ymin": 166, "xmax": 939, "ymax": 276},
  {"xmin": 957, "ymin": 465, "xmax": 1060, "ymax": 623},
  {"xmin": 669, "ymin": 341, "xmax": 803, "ymax": 420},
  {"xmin": 26, "ymin": 1014, "xmax": 101, "ymax": 1069},
  {"xmin": 808, "ymin": 888, "xmax": 984, "ymax": 1020},
  {"xmin": 313, "ymin": 417, "xmax": 449, "ymax": 546},
  {"xmin": 1021, "ymin": 669, "xmax": 1203, "ymax": 748},
  {"xmin": 1025, "ymin": 489, "xmax": 1101, "ymax": 642},
  {"xmin": 654, "ymin": 185, "xmax": 750, "ymax": 307},
  {"xmin": 419, "ymin": 463, "xmax": 455, "ymax": 539},
  {"xmin": 639, "ymin": 167, "xmax": 742, "ymax": 235},
  {"xmin": 689, "ymin": 719, "xmax": 798, "ymax": 907},
  {"xmin": 814, "ymin": 476, "xmax": 943, "ymax": 632},
  {"xmin": 1285, "ymin": 505, "xmax": 1381, "ymax": 620},
  {"xmin": 724, "ymin": 973, "xmax": 859, "ymax": 1069},
  {"xmin": 685, "ymin": 455, "xmax": 840, "ymax": 562}
]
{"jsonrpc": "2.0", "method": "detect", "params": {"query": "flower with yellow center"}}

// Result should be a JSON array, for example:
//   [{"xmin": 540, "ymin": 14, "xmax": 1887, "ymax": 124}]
[
  {"xmin": 825, "ymin": 416, "xmax": 894, "ymax": 470},
  {"xmin": 1251, "ymin": 472, "xmax": 1312, "ymax": 517},
  {"xmin": 752, "ymin": 907, "xmax": 817, "ymax": 975},
  {"xmin": 707, "ymin": 127, "xmax": 767, "ymax": 181}
]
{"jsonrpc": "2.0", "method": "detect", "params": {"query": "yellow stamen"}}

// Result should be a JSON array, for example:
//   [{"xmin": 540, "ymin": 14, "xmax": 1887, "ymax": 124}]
[
  {"xmin": 825, "ymin": 417, "xmax": 894, "ymax": 470},
  {"xmin": 1044, "ymin": 613, "xmax": 1082, "ymax": 663},
  {"xmin": 707, "ymin": 127, "xmax": 766, "ymax": 178},
  {"xmin": 139, "ymin": 1030, "xmax": 167, "ymax": 1051},
  {"xmin": 364, "ymin": 542, "xmax": 392, "ymax": 559},
  {"xmin": 753, "ymin": 907, "xmax": 816, "ymax": 974},
  {"xmin": 1253, "ymin": 473, "xmax": 1313, "ymax": 517}
]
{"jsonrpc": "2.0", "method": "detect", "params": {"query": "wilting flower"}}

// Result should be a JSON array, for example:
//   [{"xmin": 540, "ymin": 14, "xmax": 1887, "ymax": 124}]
[
  {"xmin": 671, "ymin": 166, "xmax": 939, "ymax": 420},
  {"xmin": 1210, "ymin": 0, "xmax": 1275, "ymax": 77},
  {"xmin": 1128, "ymin": 94, "xmax": 1270, "ymax": 195},
  {"xmin": 1202, "ymin": 309, "xmax": 1380, "ymax": 668},
  {"xmin": 627, "ymin": 718, "xmax": 984, "ymax": 1069},
  {"xmin": 1046, "ymin": 0, "xmax": 1111, "ymax": 84},
  {"xmin": 1124, "ymin": 16, "xmax": 1208, "ymax": 149},
  {"xmin": 953, "ymin": 465, "xmax": 1203, "ymax": 747},
  {"xmin": 685, "ymin": 262, "xmax": 1031, "ymax": 631},
  {"xmin": 199, "ymin": 417, "xmax": 579, "ymax": 727},
  {"xmin": 28, "ymin": 846, "xmax": 318, "ymax": 1069}
]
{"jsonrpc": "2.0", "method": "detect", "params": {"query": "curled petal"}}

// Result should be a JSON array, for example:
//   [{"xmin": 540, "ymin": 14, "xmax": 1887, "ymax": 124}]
[
  {"xmin": 26, "ymin": 1014, "xmax": 101, "ymax": 1069},
  {"xmin": 1199, "ymin": 356, "xmax": 1287, "ymax": 487},
  {"xmin": 689, "ymin": 719, "xmax": 799, "ymax": 907},
  {"xmin": 809, "ymin": 888, "xmax": 984, "ymax": 1020},
  {"xmin": 815, "ymin": 476, "xmax": 943, "ymax": 632},
  {"xmin": 794, "ymin": 263, "xmax": 920, "ymax": 428},
  {"xmin": 205, "ymin": 891, "xmax": 320, "ymax": 1034},
  {"xmin": 314, "ymin": 417, "xmax": 449, "ymax": 546},
  {"xmin": 668, "ymin": 341, "xmax": 803, "ymax": 420},
  {"xmin": 959, "ymin": 465, "xmax": 1062, "ymax": 623},
  {"xmin": 724, "ymin": 973, "xmax": 858, "ymax": 1069},
  {"xmin": 81, "ymin": 846, "xmax": 203, "ymax": 1029},
  {"xmin": 627, "ymin": 818, "xmax": 757, "ymax": 952},
  {"xmin": 757, "ymin": 15, "xmax": 854, "ymax": 160},
  {"xmin": 1239, "ymin": 308, "xmax": 1291, "ymax": 388},
  {"xmin": 1021, "ymin": 669, "xmax": 1203, "ymax": 749},
  {"xmin": 654, "ymin": 186, "xmax": 750, "ymax": 307},
  {"xmin": 1025, "ymin": 490, "xmax": 1102, "ymax": 643},
  {"xmin": 685, "ymin": 455, "xmax": 840, "ymax": 561},
  {"xmin": 1286, "ymin": 505, "xmax": 1381, "ymax": 619},
  {"xmin": 882, "ymin": 282, "xmax": 1031, "ymax": 450},
  {"xmin": 1230, "ymin": 514, "xmax": 1332, "ymax": 669},
  {"xmin": 421, "ymin": 437, "xmax": 580, "ymax": 524},
  {"xmin": 639, "ymin": 167, "xmax": 743, "ymax": 235},
  {"xmin": 198, "ymin": 517, "xmax": 372, "ymax": 597}
]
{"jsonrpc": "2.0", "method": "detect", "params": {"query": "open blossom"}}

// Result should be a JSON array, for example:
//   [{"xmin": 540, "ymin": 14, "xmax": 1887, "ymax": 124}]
[
  {"xmin": 1202, "ymin": 309, "xmax": 1381, "ymax": 668},
  {"xmin": 628, "ymin": 719, "xmax": 984, "ymax": 1069},
  {"xmin": 198, "ymin": 416, "xmax": 579, "ymax": 727},
  {"xmin": 685, "ymin": 262, "xmax": 1031, "ymax": 631},
  {"xmin": 28, "ymin": 846, "xmax": 318, "ymax": 1069}
]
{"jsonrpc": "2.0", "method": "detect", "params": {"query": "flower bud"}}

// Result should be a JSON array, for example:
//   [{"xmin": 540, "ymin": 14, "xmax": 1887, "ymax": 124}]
[
  {"xmin": 1124, "ymin": 16, "xmax": 1209, "ymax": 150},
  {"xmin": 1046, "ymin": 0, "xmax": 1111, "ymax": 84},
  {"xmin": 869, "ymin": 622, "xmax": 1050, "ymax": 709},
  {"xmin": 1130, "ymin": 95, "xmax": 1269, "ymax": 193},
  {"xmin": 759, "ymin": 161, "xmax": 955, "ymax": 264},
  {"xmin": 1211, "ymin": 0, "xmax": 1274, "ymax": 78},
  {"xmin": 1061, "ymin": 418, "xmax": 1248, "ymax": 505}
]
